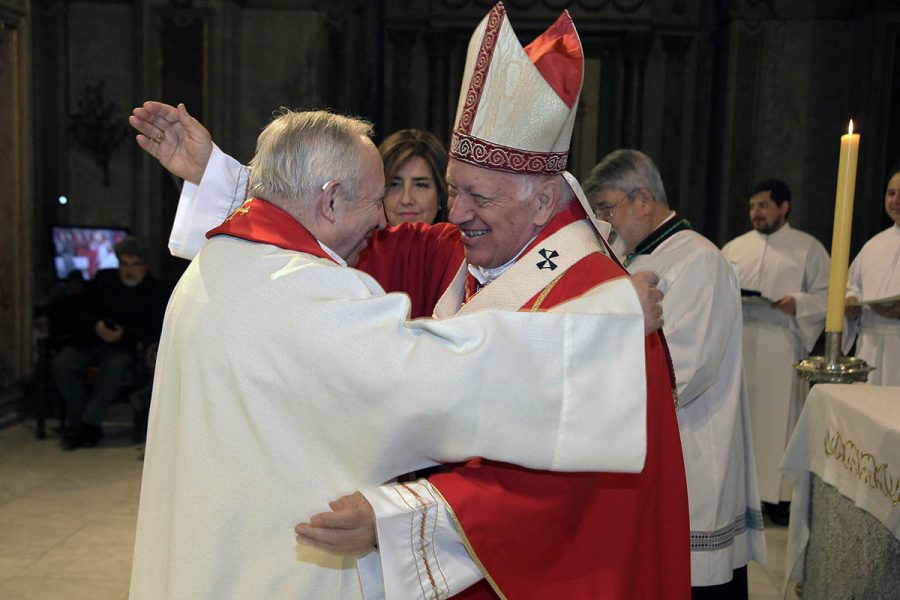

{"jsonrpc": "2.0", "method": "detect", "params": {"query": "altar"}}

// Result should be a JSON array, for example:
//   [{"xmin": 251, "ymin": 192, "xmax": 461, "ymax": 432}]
[{"xmin": 781, "ymin": 383, "xmax": 900, "ymax": 599}]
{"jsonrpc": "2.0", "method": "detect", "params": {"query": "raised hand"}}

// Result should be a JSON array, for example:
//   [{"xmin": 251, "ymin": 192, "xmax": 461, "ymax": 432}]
[{"xmin": 129, "ymin": 102, "xmax": 213, "ymax": 184}]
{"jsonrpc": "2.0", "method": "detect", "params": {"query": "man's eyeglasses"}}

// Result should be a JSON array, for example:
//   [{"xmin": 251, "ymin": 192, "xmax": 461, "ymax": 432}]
[{"xmin": 593, "ymin": 188, "xmax": 641, "ymax": 220}]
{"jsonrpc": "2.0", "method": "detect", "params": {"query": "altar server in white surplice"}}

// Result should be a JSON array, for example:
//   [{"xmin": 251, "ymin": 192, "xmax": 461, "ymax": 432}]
[
  {"xmin": 128, "ymin": 111, "xmax": 655, "ymax": 600},
  {"xmin": 721, "ymin": 179, "xmax": 830, "ymax": 509},
  {"xmin": 844, "ymin": 166, "xmax": 900, "ymax": 385},
  {"xmin": 585, "ymin": 150, "xmax": 765, "ymax": 598}
]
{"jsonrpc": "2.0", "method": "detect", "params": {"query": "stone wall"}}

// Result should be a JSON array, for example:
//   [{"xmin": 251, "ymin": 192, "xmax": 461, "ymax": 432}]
[
  {"xmin": 65, "ymin": 2, "xmax": 134, "ymax": 228},
  {"xmin": 28, "ymin": 0, "xmax": 899, "ymax": 270},
  {"xmin": 30, "ymin": 0, "xmax": 367, "ymax": 288},
  {"xmin": 720, "ymin": 0, "xmax": 899, "ymax": 251},
  {"xmin": 804, "ymin": 474, "xmax": 900, "ymax": 600},
  {"xmin": 12, "ymin": 0, "xmax": 900, "ymax": 385},
  {"xmin": 0, "ymin": 0, "xmax": 31, "ymax": 382}
]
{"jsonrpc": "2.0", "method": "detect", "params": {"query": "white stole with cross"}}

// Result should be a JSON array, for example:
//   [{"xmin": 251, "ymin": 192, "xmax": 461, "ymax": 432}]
[{"xmin": 434, "ymin": 219, "xmax": 606, "ymax": 317}]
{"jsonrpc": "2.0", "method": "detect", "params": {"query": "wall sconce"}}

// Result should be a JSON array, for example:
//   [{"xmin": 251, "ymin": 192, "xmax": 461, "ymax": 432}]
[{"xmin": 68, "ymin": 81, "xmax": 129, "ymax": 185}]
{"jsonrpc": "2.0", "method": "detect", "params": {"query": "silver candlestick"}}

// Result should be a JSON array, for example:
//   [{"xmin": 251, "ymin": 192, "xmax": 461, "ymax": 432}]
[{"xmin": 795, "ymin": 331, "xmax": 874, "ymax": 384}]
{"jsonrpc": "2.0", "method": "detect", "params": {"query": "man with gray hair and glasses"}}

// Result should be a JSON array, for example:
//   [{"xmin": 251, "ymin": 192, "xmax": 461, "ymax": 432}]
[{"xmin": 584, "ymin": 149, "xmax": 766, "ymax": 599}]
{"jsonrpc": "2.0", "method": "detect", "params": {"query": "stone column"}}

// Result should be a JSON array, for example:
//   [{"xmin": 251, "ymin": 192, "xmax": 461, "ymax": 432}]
[
  {"xmin": 659, "ymin": 34, "xmax": 692, "ymax": 211},
  {"xmin": 386, "ymin": 28, "xmax": 417, "ymax": 131},
  {"xmin": 620, "ymin": 32, "xmax": 652, "ymax": 148},
  {"xmin": 427, "ymin": 30, "xmax": 454, "ymax": 144},
  {"xmin": 154, "ymin": 6, "xmax": 208, "ymax": 284},
  {"xmin": 322, "ymin": 0, "xmax": 363, "ymax": 112},
  {"xmin": 719, "ymin": 21, "xmax": 763, "ymax": 244},
  {"xmin": 30, "ymin": 0, "xmax": 65, "ymax": 286},
  {"xmin": 0, "ymin": 0, "xmax": 33, "ymax": 382}
]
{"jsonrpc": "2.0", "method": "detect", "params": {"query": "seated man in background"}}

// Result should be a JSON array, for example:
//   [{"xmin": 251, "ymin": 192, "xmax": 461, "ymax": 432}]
[
  {"xmin": 584, "ymin": 150, "xmax": 765, "ymax": 599},
  {"xmin": 52, "ymin": 236, "xmax": 169, "ymax": 450}
]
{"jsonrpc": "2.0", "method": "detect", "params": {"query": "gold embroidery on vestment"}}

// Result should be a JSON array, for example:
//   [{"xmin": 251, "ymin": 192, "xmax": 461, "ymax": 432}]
[
  {"xmin": 399, "ymin": 482, "xmax": 444, "ymax": 598},
  {"xmin": 225, "ymin": 198, "xmax": 253, "ymax": 221},
  {"xmin": 529, "ymin": 274, "xmax": 565, "ymax": 311},
  {"xmin": 823, "ymin": 429, "xmax": 900, "ymax": 507},
  {"xmin": 464, "ymin": 280, "xmax": 474, "ymax": 306}
]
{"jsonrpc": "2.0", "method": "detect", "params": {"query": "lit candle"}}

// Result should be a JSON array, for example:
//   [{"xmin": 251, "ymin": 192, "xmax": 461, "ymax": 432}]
[{"xmin": 825, "ymin": 120, "xmax": 860, "ymax": 332}]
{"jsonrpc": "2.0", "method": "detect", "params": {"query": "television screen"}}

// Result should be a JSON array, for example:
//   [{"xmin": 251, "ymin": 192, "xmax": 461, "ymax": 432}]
[{"xmin": 52, "ymin": 226, "xmax": 129, "ymax": 280}]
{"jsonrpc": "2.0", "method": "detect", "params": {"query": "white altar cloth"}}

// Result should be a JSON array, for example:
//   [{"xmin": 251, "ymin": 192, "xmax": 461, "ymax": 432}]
[{"xmin": 782, "ymin": 383, "xmax": 900, "ymax": 593}]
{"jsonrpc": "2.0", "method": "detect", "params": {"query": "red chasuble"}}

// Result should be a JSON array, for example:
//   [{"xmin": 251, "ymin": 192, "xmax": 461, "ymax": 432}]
[{"xmin": 357, "ymin": 204, "xmax": 691, "ymax": 599}]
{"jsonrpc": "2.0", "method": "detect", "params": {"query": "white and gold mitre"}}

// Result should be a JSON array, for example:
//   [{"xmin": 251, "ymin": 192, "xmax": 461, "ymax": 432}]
[{"xmin": 450, "ymin": 2, "xmax": 584, "ymax": 175}]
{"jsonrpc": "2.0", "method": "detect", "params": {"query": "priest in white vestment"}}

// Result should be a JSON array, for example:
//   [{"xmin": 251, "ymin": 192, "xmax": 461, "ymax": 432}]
[
  {"xmin": 128, "ymin": 110, "xmax": 656, "ymax": 599},
  {"xmin": 584, "ymin": 150, "xmax": 765, "ymax": 597},
  {"xmin": 844, "ymin": 167, "xmax": 900, "ymax": 385},
  {"xmin": 721, "ymin": 179, "xmax": 830, "ymax": 511}
]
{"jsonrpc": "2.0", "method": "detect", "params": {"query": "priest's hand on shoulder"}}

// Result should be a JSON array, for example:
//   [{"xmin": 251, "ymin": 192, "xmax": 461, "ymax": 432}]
[
  {"xmin": 294, "ymin": 491, "xmax": 377, "ymax": 556},
  {"xmin": 630, "ymin": 271, "xmax": 664, "ymax": 335}
]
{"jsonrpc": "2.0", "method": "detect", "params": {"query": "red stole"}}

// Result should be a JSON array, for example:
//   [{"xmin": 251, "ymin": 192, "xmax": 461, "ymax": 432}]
[{"xmin": 205, "ymin": 197, "xmax": 336, "ymax": 262}]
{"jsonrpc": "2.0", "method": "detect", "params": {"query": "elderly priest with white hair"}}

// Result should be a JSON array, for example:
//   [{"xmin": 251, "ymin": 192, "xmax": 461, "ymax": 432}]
[{"xmin": 130, "ymin": 3, "xmax": 690, "ymax": 599}]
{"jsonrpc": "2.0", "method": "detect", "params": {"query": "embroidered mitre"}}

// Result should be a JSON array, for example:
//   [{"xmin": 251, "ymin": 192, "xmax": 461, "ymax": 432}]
[
  {"xmin": 451, "ymin": 2, "xmax": 614, "ymax": 243},
  {"xmin": 450, "ymin": 2, "xmax": 584, "ymax": 176}
]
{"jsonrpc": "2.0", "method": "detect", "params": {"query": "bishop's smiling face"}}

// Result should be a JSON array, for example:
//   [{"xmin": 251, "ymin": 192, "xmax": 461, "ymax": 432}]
[{"xmin": 446, "ymin": 159, "xmax": 545, "ymax": 269}]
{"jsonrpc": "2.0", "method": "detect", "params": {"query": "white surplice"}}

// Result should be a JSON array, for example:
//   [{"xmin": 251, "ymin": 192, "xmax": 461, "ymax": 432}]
[
  {"xmin": 629, "ymin": 222, "xmax": 765, "ymax": 586},
  {"xmin": 722, "ymin": 224, "xmax": 830, "ymax": 503},
  {"xmin": 142, "ymin": 147, "xmax": 649, "ymax": 599},
  {"xmin": 843, "ymin": 224, "xmax": 900, "ymax": 385}
]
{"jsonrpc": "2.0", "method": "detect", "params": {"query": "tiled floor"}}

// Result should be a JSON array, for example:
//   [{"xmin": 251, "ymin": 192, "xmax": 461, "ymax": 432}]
[
  {"xmin": 749, "ymin": 519, "xmax": 799, "ymax": 600},
  {"xmin": 1, "ymin": 415, "xmax": 794, "ymax": 599},
  {"xmin": 0, "ymin": 412, "xmax": 141, "ymax": 600}
]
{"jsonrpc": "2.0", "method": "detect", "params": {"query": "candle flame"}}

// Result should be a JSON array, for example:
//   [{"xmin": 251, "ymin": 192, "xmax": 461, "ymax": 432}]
[{"xmin": 848, "ymin": 119, "xmax": 854, "ymax": 135}]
